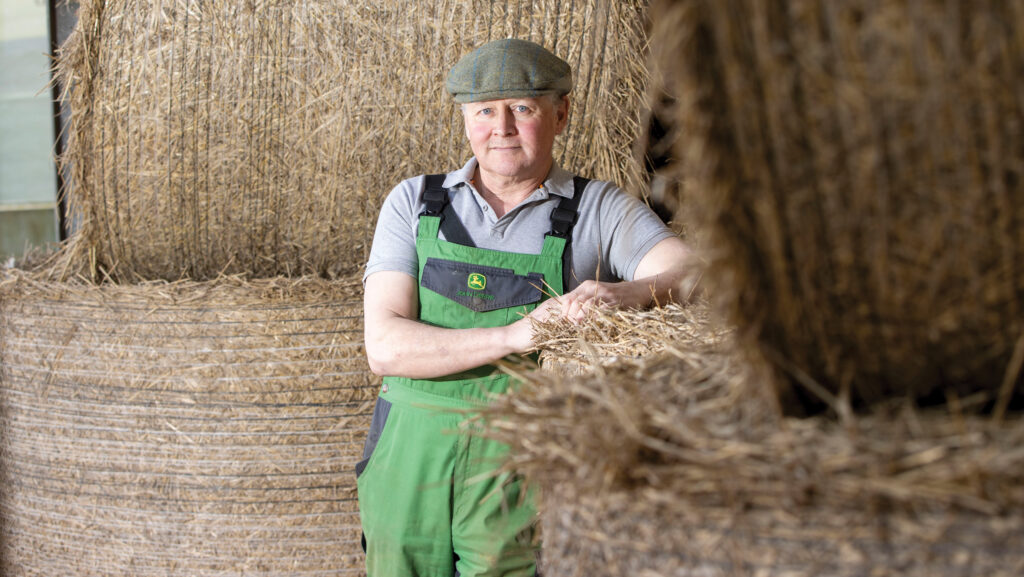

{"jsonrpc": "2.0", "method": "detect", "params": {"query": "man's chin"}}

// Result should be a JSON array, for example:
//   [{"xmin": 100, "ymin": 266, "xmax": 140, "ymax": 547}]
[{"xmin": 480, "ymin": 161, "xmax": 527, "ymax": 177}]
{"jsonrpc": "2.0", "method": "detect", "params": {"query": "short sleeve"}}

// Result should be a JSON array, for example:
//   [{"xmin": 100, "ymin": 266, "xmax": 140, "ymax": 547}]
[
  {"xmin": 362, "ymin": 176, "xmax": 424, "ymax": 283},
  {"xmin": 593, "ymin": 181, "xmax": 677, "ymax": 282},
  {"xmin": 567, "ymin": 180, "xmax": 677, "ymax": 288}
]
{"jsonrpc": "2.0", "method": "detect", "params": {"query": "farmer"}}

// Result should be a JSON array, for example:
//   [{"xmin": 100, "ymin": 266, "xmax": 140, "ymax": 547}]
[{"xmin": 357, "ymin": 38, "xmax": 693, "ymax": 576}]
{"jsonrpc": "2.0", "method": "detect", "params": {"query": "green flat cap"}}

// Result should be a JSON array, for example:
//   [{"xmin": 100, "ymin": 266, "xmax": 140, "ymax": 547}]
[{"xmin": 446, "ymin": 38, "xmax": 572, "ymax": 104}]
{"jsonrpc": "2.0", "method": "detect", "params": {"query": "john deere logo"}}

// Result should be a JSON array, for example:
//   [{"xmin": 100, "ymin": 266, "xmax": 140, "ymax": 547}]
[{"xmin": 467, "ymin": 273, "xmax": 487, "ymax": 291}]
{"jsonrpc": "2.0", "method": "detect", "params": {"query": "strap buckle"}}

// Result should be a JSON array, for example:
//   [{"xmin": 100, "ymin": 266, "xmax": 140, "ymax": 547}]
[
  {"xmin": 420, "ymin": 187, "xmax": 447, "ymax": 218},
  {"xmin": 547, "ymin": 206, "xmax": 577, "ymax": 239}
]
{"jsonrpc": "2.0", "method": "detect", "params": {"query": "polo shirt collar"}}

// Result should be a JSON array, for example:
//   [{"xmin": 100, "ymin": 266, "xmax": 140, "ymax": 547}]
[{"xmin": 445, "ymin": 158, "xmax": 577, "ymax": 200}]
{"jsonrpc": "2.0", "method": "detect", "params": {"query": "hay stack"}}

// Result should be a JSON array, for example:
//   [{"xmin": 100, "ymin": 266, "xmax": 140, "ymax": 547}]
[
  {"xmin": 0, "ymin": 271, "xmax": 374, "ymax": 575},
  {"xmin": 649, "ymin": 0, "xmax": 1024, "ymax": 410},
  {"xmin": 488, "ymin": 306, "xmax": 1024, "ymax": 576},
  {"xmin": 54, "ymin": 0, "xmax": 650, "ymax": 281}
]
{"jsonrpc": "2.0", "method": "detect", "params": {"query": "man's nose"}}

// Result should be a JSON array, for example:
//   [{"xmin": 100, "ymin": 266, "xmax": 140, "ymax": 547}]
[{"xmin": 491, "ymin": 108, "xmax": 516, "ymax": 135}]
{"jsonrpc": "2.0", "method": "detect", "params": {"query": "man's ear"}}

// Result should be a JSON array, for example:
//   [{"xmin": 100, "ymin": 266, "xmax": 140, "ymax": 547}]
[{"xmin": 556, "ymin": 95, "xmax": 571, "ymax": 133}]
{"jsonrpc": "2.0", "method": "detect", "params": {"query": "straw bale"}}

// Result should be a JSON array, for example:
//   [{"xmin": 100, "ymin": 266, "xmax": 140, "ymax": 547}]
[
  {"xmin": 647, "ymin": 0, "xmax": 1024, "ymax": 410},
  {"xmin": 487, "ymin": 310, "xmax": 1024, "ymax": 576},
  {"xmin": 0, "ymin": 271, "xmax": 375, "ymax": 576},
  {"xmin": 53, "ymin": 0, "xmax": 651, "ymax": 282},
  {"xmin": 532, "ymin": 299, "xmax": 724, "ymax": 375}
]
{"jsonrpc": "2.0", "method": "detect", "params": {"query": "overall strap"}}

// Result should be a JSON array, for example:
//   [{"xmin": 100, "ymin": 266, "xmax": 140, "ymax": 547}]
[
  {"xmin": 547, "ymin": 176, "xmax": 588, "ymax": 240},
  {"xmin": 418, "ymin": 174, "xmax": 475, "ymax": 247},
  {"xmin": 543, "ymin": 176, "xmax": 589, "ymax": 291}
]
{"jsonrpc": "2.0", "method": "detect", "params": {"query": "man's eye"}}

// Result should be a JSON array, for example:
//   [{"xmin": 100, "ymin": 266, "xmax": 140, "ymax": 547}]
[
  {"xmin": 477, "ymin": 108, "xmax": 493, "ymax": 116},
  {"xmin": 513, "ymin": 105, "xmax": 530, "ymax": 113}
]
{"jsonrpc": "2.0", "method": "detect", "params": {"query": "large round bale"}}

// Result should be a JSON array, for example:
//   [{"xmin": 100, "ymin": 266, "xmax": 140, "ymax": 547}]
[
  {"xmin": 54, "ymin": 0, "xmax": 651, "ymax": 281},
  {"xmin": 649, "ymin": 0, "xmax": 1024, "ymax": 409},
  {"xmin": 0, "ymin": 272, "xmax": 374, "ymax": 576},
  {"xmin": 487, "ymin": 314, "xmax": 1024, "ymax": 576}
]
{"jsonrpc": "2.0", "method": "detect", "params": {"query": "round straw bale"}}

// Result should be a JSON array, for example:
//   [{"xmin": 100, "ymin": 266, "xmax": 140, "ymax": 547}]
[
  {"xmin": 53, "ymin": 0, "xmax": 651, "ymax": 282},
  {"xmin": 648, "ymin": 0, "xmax": 1024, "ymax": 410},
  {"xmin": 541, "ymin": 478, "xmax": 1024, "ymax": 577},
  {"xmin": 487, "ymin": 331, "xmax": 1024, "ymax": 576},
  {"xmin": 0, "ymin": 272, "xmax": 375, "ymax": 576}
]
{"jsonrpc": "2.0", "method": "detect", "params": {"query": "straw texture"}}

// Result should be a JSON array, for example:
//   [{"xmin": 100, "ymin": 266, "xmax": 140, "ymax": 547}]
[
  {"xmin": 0, "ymin": 271, "xmax": 374, "ymax": 576},
  {"xmin": 648, "ymin": 0, "xmax": 1024, "ymax": 410},
  {"xmin": 488, "ymin": 305, "xmax": 1024, "ymax": 576},
  {"xmin": 53, "ymin": 0, "xmax": 650, "ymax": 281}
]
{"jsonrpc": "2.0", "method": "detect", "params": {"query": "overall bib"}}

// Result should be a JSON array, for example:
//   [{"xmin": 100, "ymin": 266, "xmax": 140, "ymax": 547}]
[{"xmin": 357, "ymin": 175, "xmax": 585, "ymax": 577}]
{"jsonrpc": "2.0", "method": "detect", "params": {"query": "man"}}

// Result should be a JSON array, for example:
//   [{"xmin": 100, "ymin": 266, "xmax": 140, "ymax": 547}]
[{"xmin": 357, "ymin": 38, "xmax": 692, "ymax": 577}]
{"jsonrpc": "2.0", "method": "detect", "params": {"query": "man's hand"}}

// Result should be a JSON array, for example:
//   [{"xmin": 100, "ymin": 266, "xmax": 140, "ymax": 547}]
[
  {"xmin": 556, "ymin": 236, "xmax": 698, "ymax": 323},
  {"xmin": 555, "ymin": 279, "xmax": 648, "ymax": 322},
  {"xmin": 503, "ymin": 296, "xmax": 563, "ymax": 353}
]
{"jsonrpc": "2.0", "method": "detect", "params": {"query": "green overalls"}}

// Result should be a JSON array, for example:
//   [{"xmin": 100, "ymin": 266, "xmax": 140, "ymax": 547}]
[{"xmin": 357, "ymin": 175, "xmax": 586, "ymax": 577}]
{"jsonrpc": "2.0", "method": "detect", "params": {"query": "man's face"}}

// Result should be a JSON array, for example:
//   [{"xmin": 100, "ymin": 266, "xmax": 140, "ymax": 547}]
[{"xmin": 462, "ymin": 95, "xmax": 570, "ymax": 183}]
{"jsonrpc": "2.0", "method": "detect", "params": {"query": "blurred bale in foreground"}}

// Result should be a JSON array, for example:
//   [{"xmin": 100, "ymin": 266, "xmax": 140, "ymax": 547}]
[
  {"xmin": 488, "ymin": 305, "xmax": 1024, "ymax": 576},
  {"xmin": 649, "ymin": 0, "xmax": 1024, "ymax": 410},
  {"xmin": 0, "ymin": 271, "xmax": 374, "ymax": 576},
  {"xmin": 53, "ymin": 0, "xmax": 650, "ymax": 281}
]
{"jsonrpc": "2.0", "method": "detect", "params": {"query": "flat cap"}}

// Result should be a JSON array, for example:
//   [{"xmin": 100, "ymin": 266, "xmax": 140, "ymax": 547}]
[{"xmin": 446, "ymin": 38, "xmax": 572, "ymax": 104}]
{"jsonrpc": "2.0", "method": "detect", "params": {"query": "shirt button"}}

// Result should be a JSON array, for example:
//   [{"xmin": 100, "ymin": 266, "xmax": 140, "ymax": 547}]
[{"xmin": 381, "ymin": 383, "xmax": 389, "ymax": 394}]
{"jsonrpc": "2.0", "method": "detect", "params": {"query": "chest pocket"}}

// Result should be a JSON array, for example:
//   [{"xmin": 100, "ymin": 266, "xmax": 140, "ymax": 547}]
[{"xmin": 420, "ymin": 257, "xmax": 544, "ymax": 313}]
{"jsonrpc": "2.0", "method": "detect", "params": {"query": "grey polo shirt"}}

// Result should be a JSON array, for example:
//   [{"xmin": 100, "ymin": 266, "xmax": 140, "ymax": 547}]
[{"xmin": 363, "ymin": 158, "xmax": 676, "ymax": 291}]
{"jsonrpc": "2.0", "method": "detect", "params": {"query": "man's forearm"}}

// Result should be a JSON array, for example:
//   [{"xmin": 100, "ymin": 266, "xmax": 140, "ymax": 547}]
[
  {"xmin": 365, "ymin": 314, "xmax": 531, "ymax": 380},
  {"xmin": 632, "ymin": 236, "xmax": 699, "ymax": 305},
  {"xmin": 638, "ymin": 264, "xmax": 697, "ymax": 307},
  {"xmin": 363, "ymin": 270, "xmax": 542, "ymax": 379}
]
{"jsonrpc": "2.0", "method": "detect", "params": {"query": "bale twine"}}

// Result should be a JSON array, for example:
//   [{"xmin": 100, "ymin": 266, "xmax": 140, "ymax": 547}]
[
  {"xmin": 0, "ymin": 271, "xmax": 375, "ymax": 576},
  {"xmin": 487, "ymin": 307, "xmax": 1024, "ymax": 576},
  {"xmin": 54, "ymin": 0, "xmax": 650, "ymax": 282},
  {"xmin": 648, "ymin": 0, "xmax": 1024, "ymax": 410}
]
